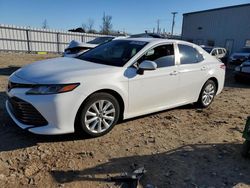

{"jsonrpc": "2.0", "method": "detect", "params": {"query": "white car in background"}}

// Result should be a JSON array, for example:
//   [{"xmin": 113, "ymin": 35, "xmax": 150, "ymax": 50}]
[
  {"xmin": 201, "ymin": 46, "xmax": 227, "ymax": 62},
  {"xmin": 64, "ymin": 36, "xmax": 127, "ymax": 58},
  {"xmin": 6, "ymin": 38, "xmax": 225, "ymax": 137}
]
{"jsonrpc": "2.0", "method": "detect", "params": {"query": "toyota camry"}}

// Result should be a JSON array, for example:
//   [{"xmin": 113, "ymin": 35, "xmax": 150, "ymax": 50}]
[{"xmin": 6, "ymin": 38, "xmax": 225, "ymax": 137}]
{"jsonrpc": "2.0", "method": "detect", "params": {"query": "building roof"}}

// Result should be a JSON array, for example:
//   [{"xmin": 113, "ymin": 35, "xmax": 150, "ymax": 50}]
[{"xmin": 183, "ymin": 3, "xmax": 250, "ymax": 16}]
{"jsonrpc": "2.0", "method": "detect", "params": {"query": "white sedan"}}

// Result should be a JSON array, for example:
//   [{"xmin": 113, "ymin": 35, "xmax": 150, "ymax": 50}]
[{"xmin": 6, "ymin": 38, "xmax": 225, "ymax": 137}]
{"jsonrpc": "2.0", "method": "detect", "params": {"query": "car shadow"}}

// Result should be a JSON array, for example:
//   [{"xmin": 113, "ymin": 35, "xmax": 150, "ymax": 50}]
[
  {"xmin": 121, "ymin": 103, "xmax": 195, "ymax": 124},
  {"xmin": 0, "ymin": 66, "xmax": 20, "ymax": 76},
  {"xmin": 0, "ymin": 116, "xmax": 93, "ymax": 152},
  {"xmin": 50, "ymin": 143, "xmax": 250, "ymax": 187}
]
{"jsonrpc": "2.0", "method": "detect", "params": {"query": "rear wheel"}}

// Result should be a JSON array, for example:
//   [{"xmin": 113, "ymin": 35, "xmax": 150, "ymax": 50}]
[
  {"xmin": 197, "ymin": 80, "xmax": 217, "ymax": 108},
  {"xmin": 77, "ymin": 93, "xmax": 120, "ymax": 137}
]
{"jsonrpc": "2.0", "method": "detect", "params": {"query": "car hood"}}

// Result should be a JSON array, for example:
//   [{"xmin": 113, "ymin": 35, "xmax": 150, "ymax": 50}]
[
  {"xmin": 14, "ymin": 57, "xmax": 116, "ymax": 84},
  {"xmin": 242, "ymin": 60, "xmax": 250, "ymax": 66}
]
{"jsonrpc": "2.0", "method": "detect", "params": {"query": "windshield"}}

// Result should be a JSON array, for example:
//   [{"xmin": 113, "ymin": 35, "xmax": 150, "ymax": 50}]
[
  {"xmin": 87, "ymin": 37, "xmax": 115, "ymax": 44},
  {"xmin": 239, "ymin": 48, "xmax": 250, "ymax": 53},
  {"xmin": 77, "ymin": 40, "xmax": 148, "ymax": 67},
  {"xmin": 202, "ymin": 47, "xmax": 213, "ymax": 53}
]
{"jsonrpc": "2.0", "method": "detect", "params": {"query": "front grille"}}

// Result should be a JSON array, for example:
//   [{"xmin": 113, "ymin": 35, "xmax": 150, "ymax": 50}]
[{"xmin": 8, "ymin": 97, "xmax": 48, "ymax": 126}]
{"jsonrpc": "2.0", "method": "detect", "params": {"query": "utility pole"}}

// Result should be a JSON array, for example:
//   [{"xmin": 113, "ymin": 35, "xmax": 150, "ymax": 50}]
[
  {"xmin": 157, "ymin": 19, "xmax": 160, "ymax": 34},
  {"xmin": 171, "ymin": 12, "xmax": 178, "ymax": 37}
]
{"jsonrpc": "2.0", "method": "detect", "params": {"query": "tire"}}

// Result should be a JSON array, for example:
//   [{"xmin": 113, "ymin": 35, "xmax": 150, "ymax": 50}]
[
  {"xmin": 241, "ymin": 140, "xmax": 250, "ymax": 158},
  {"xmin": 77, "ymin": 92, "xmax": 120, "ymax": 137},
  {"xmin": 197, "ymin": 80, "xmax": 217, "ymax": 108}
]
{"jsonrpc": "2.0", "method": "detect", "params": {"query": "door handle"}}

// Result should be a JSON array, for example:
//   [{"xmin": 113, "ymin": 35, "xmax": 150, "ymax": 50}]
[
  {"xmin": 201, "ymin": 66, "xmax": 207, "ymax": 71},
  {"xmin": 170, "ymin": 70, "xmax": 178, "ymax": 75}
]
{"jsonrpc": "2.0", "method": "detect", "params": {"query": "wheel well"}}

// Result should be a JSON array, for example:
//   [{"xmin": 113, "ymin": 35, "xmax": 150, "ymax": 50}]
[
  {"xmin": 74, "ymin": 89, "xmax": 125, "ymax": 131},
  {"xmin": 208, "ymin": 77, "xmax": 218, "ymax": 93}
]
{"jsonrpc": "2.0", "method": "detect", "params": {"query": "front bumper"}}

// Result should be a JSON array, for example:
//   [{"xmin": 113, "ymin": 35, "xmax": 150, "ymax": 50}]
[{"xmin": 6, "ymin": 87, "xmax": 86, "ymax": 135}]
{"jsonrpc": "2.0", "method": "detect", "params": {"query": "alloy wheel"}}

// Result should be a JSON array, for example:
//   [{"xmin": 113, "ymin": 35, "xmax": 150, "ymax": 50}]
[
  {"xmin": 202, "ymin": 83, "xmax": 215, "ymax": 106},
  {"xmin": 84, "ymin": 100, "xmax": 115, "ymax": 133}
]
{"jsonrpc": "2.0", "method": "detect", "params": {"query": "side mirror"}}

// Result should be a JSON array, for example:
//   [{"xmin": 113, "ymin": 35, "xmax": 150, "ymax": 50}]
[{"xmin": 137, "ymin": 60, "xmax": 157, "ymax": 75}]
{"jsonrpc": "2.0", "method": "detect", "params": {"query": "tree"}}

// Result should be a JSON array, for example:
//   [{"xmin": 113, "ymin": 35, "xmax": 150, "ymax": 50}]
[
  {"xmin": 42, "ymin": 19, "xmax": 48, "ymax": 29},
  {"xmin": 68, "ymin": 27, "xmax": 85, "ymax": 33},
  {"xmin": 87, "ymin": 18, "xmax": 95, "ymax": 32},
  {"xmin": 100, "ymin": 12, "xmax": 112, "ymax": 34},
  {"xmin": 81, "ymin": 23, "xmax": 87, "ymax": 32}
]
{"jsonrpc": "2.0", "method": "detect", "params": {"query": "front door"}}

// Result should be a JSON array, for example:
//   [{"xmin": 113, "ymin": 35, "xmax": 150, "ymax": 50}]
[{"xmin": 127, "ymin": 43, "xmax": 180, "ymax": 116}]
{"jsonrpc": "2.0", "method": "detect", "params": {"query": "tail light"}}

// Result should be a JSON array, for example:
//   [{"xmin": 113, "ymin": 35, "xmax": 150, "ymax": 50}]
[{"xmin": 220, "ymin": 64, "xmax": 226, "ymax": 70}]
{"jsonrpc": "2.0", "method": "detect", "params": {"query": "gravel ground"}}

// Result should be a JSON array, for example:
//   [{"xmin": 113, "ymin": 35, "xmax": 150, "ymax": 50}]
[{"xmin": 0, "ymin": 53, "xmax": 250, "ymax": 188}]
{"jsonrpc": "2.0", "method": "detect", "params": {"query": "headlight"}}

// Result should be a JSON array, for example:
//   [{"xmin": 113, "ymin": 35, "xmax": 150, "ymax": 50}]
[
  {"xmin": 26, "ymin": 83, "xmax": 80, "ymax": 95},
  {"xmin": 229, "ymin": 56, "xmax": 235, "ymax": 60},
  {"xmin": 234, "ymin": 66, "xmax": 241, "ymax": 72}
]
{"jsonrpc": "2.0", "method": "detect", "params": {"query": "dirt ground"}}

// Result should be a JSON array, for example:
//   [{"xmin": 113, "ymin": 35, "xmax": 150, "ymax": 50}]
[{"xmin": 0, "ymin": 52, "xmax": 250, "ymax": 188}]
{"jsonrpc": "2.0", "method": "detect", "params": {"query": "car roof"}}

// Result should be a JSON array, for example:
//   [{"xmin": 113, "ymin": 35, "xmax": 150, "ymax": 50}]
[
  {"xmin": 201, "ymin": 45, "xmax": 225, "ymax": 49},
  {"xmin": 118, "ymin": 37, "xmax": 195, "ymax": 45},
  {"xmin": 129, "ymin": 33, "xmax": 165, "ymax": 39}
]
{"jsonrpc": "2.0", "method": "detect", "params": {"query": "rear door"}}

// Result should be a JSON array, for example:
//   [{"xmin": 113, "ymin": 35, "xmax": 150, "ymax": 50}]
[{"xmin": 177, "ymin": 44, "xmax": 207, "ymax": 103}]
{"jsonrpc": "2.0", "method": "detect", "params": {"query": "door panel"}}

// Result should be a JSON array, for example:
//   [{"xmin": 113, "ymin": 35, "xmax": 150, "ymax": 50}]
[
  {"xmin": 126, "ymin": 66, "xmax": 180, "ymax": 116},
  {"xmin": 177, "ymin": 44, "xmax": 207, "ymax": 103},
  {"xmin": 178, "ymin": 62, "xmax": 207, "ymax": 103}
]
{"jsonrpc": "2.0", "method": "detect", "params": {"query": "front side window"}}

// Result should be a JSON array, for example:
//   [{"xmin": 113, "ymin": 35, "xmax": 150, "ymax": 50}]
[
  {"xmin": 178, "ymin": 44, "xmax": 204, "ymax": 65},
  {"xmin": 137, "ymin": 44, "xmax": 175, "ymax": 68},
  {"xmin": 78, "ymin": 40, "xmax": 148, "ymax": 67},
  {"xmin": 211, "ymin": 49, "xmax": 217, "ymax": 56}
]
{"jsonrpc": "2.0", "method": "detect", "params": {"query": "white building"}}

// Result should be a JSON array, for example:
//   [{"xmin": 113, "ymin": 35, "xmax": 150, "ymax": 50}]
[{"xmin": 182, "ymin": 4, "xmax": 250, "ymax": 54}]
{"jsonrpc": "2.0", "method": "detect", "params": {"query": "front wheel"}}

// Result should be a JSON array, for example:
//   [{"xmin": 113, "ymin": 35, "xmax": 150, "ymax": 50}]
[
  {"xmin": 197, "ymin": 80, "xmax": 217, "ymax": 108},
  {"xmin": 77, "ymin": 93, "xmax": 120, "ymax": 137}
]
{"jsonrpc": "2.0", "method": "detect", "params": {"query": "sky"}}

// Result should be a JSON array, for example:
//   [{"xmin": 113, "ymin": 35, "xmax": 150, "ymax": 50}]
[{"xmin": 0, "ymin": 0, "xmax": 249, "ymax": 34}]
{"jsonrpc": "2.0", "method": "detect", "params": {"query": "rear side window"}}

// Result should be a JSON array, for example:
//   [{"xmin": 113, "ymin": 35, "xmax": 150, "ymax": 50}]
[
  {"xmin": 178, "ymin": 44, "xmax": 204, "ymax": 64},
  {"xmin": 218, "ymin": 49, "xmax": 223, "ymax": 54}
]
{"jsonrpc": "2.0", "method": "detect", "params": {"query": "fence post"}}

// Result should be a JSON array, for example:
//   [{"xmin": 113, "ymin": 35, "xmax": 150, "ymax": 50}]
[
  {"xmin": 56, "ymin": 33, "xmax": 60, "ymax": 53},
  {"xmin": 26, "ymin": 29, "xmax": 30, "ymax": 53}
]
